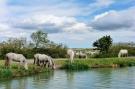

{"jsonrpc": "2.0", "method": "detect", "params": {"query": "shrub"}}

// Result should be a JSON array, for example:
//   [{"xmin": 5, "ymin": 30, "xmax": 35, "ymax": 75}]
[
  {"xmin": 0, "ymin": 69, "xmax": 12, "ymax": 79},
  {"xmin": 0, "ymin": 47, "xmax": 67, "ymax": 59}
]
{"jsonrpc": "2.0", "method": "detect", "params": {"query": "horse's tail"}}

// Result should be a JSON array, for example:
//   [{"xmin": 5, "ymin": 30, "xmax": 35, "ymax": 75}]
[{"xmin": 5, "ymin": 56, "xmax": 9, "ymax": 67}]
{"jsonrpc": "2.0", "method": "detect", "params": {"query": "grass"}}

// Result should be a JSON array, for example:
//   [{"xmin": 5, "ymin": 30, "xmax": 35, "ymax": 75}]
[
  {"xmin": 56, "ymin": 57, "xmax": 135, "ymax": 70},
  {"xmin": 61, "ymin": 60, "xmax": 90, "ymax": 70},
  {"xmin": 1, "ymin": 57, "xmax": 135, "ymax": 79}
]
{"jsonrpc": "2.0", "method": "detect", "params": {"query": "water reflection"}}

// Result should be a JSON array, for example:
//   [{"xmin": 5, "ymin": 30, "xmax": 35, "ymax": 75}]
[
  {"xmin": 0, "ymin": 71, "xmax": 54, "ymax": 89},
  {"xmin": 32, "ymin": 71, "xmax": 54, "ymax": 89},
  {"xmin": 92, "ymin": 68, "xmax": 113, "ymax": 89},
  {"xmin": 0, "ymin": 77, "xmax": 28, "ymax": 89},
  {"xmin": 66, "ymin": 70, "xmax": 74, "ymax": 81}
]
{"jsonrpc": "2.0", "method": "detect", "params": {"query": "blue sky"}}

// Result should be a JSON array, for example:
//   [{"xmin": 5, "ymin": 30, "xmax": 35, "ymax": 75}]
[{"xmin": 0, "ymin": 0, "xmax": 135, "ymax": 48}]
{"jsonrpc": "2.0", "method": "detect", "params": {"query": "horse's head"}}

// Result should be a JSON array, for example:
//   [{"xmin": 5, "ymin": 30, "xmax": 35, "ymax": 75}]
[
  {"xmin": 23, "ymin": 60, "xmax": 28, "ymax": 70},
  {"xmin": 48, "ymin": 57, "xmax": 55, "ymax": 69}
]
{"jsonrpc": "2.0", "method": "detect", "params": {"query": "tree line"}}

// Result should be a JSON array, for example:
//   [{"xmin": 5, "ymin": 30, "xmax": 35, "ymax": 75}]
[
  {"xmin": 0, "ymin": 30, "xmax": 67, "ymax": 59},
  {"xmin": 0, "ymin": 30, "xmax": 135, "ymax": 59}
]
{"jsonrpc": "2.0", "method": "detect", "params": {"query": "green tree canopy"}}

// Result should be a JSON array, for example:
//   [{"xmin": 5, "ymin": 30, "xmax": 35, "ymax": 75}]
[
  {"xmin": 31, "ymin": 30, "xmax": 49, "ymax": 48},
  {"xmin": 93, "ymin": 35, "xmax": 112, "ymax": 53}
]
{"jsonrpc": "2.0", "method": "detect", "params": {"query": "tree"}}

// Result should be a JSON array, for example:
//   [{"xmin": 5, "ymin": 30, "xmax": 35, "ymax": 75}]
[
  {"xmin": 31, "ymin": 30, "xmax": 49, "ymax": 48},
  {"xmin": 4, "ymin": 37, "xmax": 27, "ymax": 49},
  {"xmin": 93, "ymin": 35, "xmax": 112, "ymax": 53}
]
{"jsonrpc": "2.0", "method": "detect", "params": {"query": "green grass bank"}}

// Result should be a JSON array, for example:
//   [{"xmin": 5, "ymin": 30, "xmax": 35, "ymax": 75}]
[{"xmin": 56, "ymin": 58, "xmax": 135, "ymax": 70}]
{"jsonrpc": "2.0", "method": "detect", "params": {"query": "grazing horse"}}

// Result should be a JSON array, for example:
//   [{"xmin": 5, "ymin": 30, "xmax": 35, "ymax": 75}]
[
  {"xmin": 75, "ymin": 52, "xmax": 80, "ymax": 58},
  {"xmin": 67, "ymin": 49, "xmax": 75, "ymax": 63},
  {"xmin": 34, "ymin": 54, "xmax": 55, "ymax": 69},
  {"xmin": 118, "ymin": 49, "xmax": 128, "ymax": 58},
  {"xmin": 34, "ymin": 53, "xmax": 41, "ymax": 65},
  {"xmin": 5, "ymin": 52, "xmax": 28, "ymax": 70},
  {"xmin": 78, "ymin": 51, "xmax": 87, "ymax": 59}
]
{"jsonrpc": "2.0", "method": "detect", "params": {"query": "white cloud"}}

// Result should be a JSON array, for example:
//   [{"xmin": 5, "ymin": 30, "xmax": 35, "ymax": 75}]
[
  {"xmin": 91, "ymin": 0, "xmax": 114, "ymax": 7},
  {"xmin": 11, "ymin": 14, "xmax": 91, "ymax": 34},
  {"xmin": 0, "ymin": 23, "xmax": 32, "ymax": 38},
  {"xmin": 91, "ymin": 6, "xmax": 135, "ymax": 31},
  {"xmin": 0, "ymin": 0, "xmax": 7, "ymax": 16}
]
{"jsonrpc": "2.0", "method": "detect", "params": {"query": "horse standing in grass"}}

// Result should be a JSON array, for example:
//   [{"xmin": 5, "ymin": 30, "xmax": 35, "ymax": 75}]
[
  {"xmin": 34, "ymin": 54, "xmax": 55, "ymax": 69},
  {"xmin": 118, "ymin": 49, "xmax": 128, "ymax": 58},
  {"xmin": 67, "ymin": 49, "xmax": 75, "ymax": 63},
  {"xmin": 34, "ymin": 53, "xmax": 41, "ymax": 65},
  {"xmin": 5, "ymin": 52, "xmax": 28, "ymax": 70},
  {"xmin": 78, "ymin": 51, "xmax": 87, "ymax": 59}
]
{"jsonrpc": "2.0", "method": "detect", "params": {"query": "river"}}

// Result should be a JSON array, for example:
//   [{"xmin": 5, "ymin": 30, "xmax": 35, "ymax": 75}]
[{"xmin": 1, "ymin": 67, "xmax": 135, "ymax": 89}]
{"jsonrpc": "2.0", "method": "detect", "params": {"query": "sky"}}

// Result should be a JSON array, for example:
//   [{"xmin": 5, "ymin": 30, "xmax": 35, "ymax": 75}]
[{"xmin": 0, "ymin": 0, "xmax": 135, "ymax": 48}]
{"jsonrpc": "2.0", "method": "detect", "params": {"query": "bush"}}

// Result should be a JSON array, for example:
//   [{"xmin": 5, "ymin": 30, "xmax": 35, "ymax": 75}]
[
  {"xmin": 0, "ymin": 47, "xmax": 67, "ymax": 59},
  {"xmin": 0, "ymin": 69, "xmax": 12, "ymax": 79}
]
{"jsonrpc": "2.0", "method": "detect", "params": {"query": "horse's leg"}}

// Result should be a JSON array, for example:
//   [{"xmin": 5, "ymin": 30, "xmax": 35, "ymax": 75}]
[
  {"xmin": 43, "ymin": 61, "xmax": 46, "ymax": 68},
  {"xmin": 37, "ymin": 59, "xmax": 40, "ymax": 66},
  {"xmin": 19, "ymin": 61, "xmax": 23, "ymax": 69},
  {"xmin": 33, "ymin": 58, "xmax": 36, "ymax": 65},
  {"xmin": 6, "ymin": 59, "xmax": 12, "ymax": 69},
  {"xmin": 40, "ymin": 60, "xmax": 44, "ymax": 67},
  {"xmin": 42, "ymin": 61, "xmax": 44, "ymax": 68},
  {"xmin": 46, "ymin": 61, "xmax": 48, "ymax": 68},
  {"xmin": 44, "ymin": 61, "xmax": 46, "ymax": 68},
  {"xmin": 5, "ymin": 56, "xmax": 9, "ymax": 68},
  {"xmin": 5, "ymin": 57, "xmax": 12, "ymax": 69},
  {"xmin": 38, "ymin": 60, "xmax": 41, "ymax": 66},
  {"xmin": 48, "ymin": 61, "xmax": 51, "ymax": 68},
  {"xmin": 46, "ymin": 61, "xmax": 50, "ymax": 68},
  {"xmin": 86, "ymin": 55, "xmax": 88, "ymax": 59}
]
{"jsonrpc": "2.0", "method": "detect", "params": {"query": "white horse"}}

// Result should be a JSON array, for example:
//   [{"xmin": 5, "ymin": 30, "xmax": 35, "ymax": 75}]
[
  {"xmin": 75, "ymin": 52, "xmax": 80, "ymax": 58},
  {"xmin": 118, "ymin": 49, "xmax": 128, "ymax": 58},
  {"xmin": 34, "ymin": 53, "xmax": 41, "ymax": 65},
  {"xmin": 5, "ymin": 52, "xmax": 28, "ymax": 70},
  {"xmin": 67, "ymin": 49, "xmax": 75, "ymax": 63},
  {"xmin": 34, "ymin": 54, "xmax": 55, "ymax": 69},
  {"xmin": 78, "ymin": 51, "xmax": 87, "ymax": 59},
  {"xmin": 87, "ymin": 50, "xmax": 100, "ymax": 57}
]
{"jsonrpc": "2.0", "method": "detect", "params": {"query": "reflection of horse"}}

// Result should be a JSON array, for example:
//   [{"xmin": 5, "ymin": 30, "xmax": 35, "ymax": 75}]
[
  {"xmin": 67, "ymin": 49, "xmax": 75, "ymax": 63},
  {"xmin": 33, "ymin": 71, "xmax": 54, "ymax": 81},
  {"xmin": 5, "ymin": 52, "xmax": 28, "ymax": 70},
  {"xmin": 33, "ymin": 71, "xmax": 54, "ymax": 87},
  {"xmin": 34, "ymin": 54, "xmax": 55, "ymax": 69},
  {"xmin": 118, "ymin": 49, "xmax": 128, "ymax": 58}
]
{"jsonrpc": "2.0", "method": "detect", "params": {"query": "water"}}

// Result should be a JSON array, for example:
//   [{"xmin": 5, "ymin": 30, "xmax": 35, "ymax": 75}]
[{"xmin": 1, "ymin": 67, "xmax": 135, "ymax": 89}]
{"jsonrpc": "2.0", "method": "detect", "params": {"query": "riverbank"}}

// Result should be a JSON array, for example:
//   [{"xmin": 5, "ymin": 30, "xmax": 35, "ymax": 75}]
[
  {"xmin": 1, "ymin": 57, "xmax": 135, "ymax": 79},
  {"xmin": 54, "ymin": 57, "xmax": 135, "ymax": 69},
  {"xmin": 0, "ymin": 62, "xmax": 52, "ymax": 80}
]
